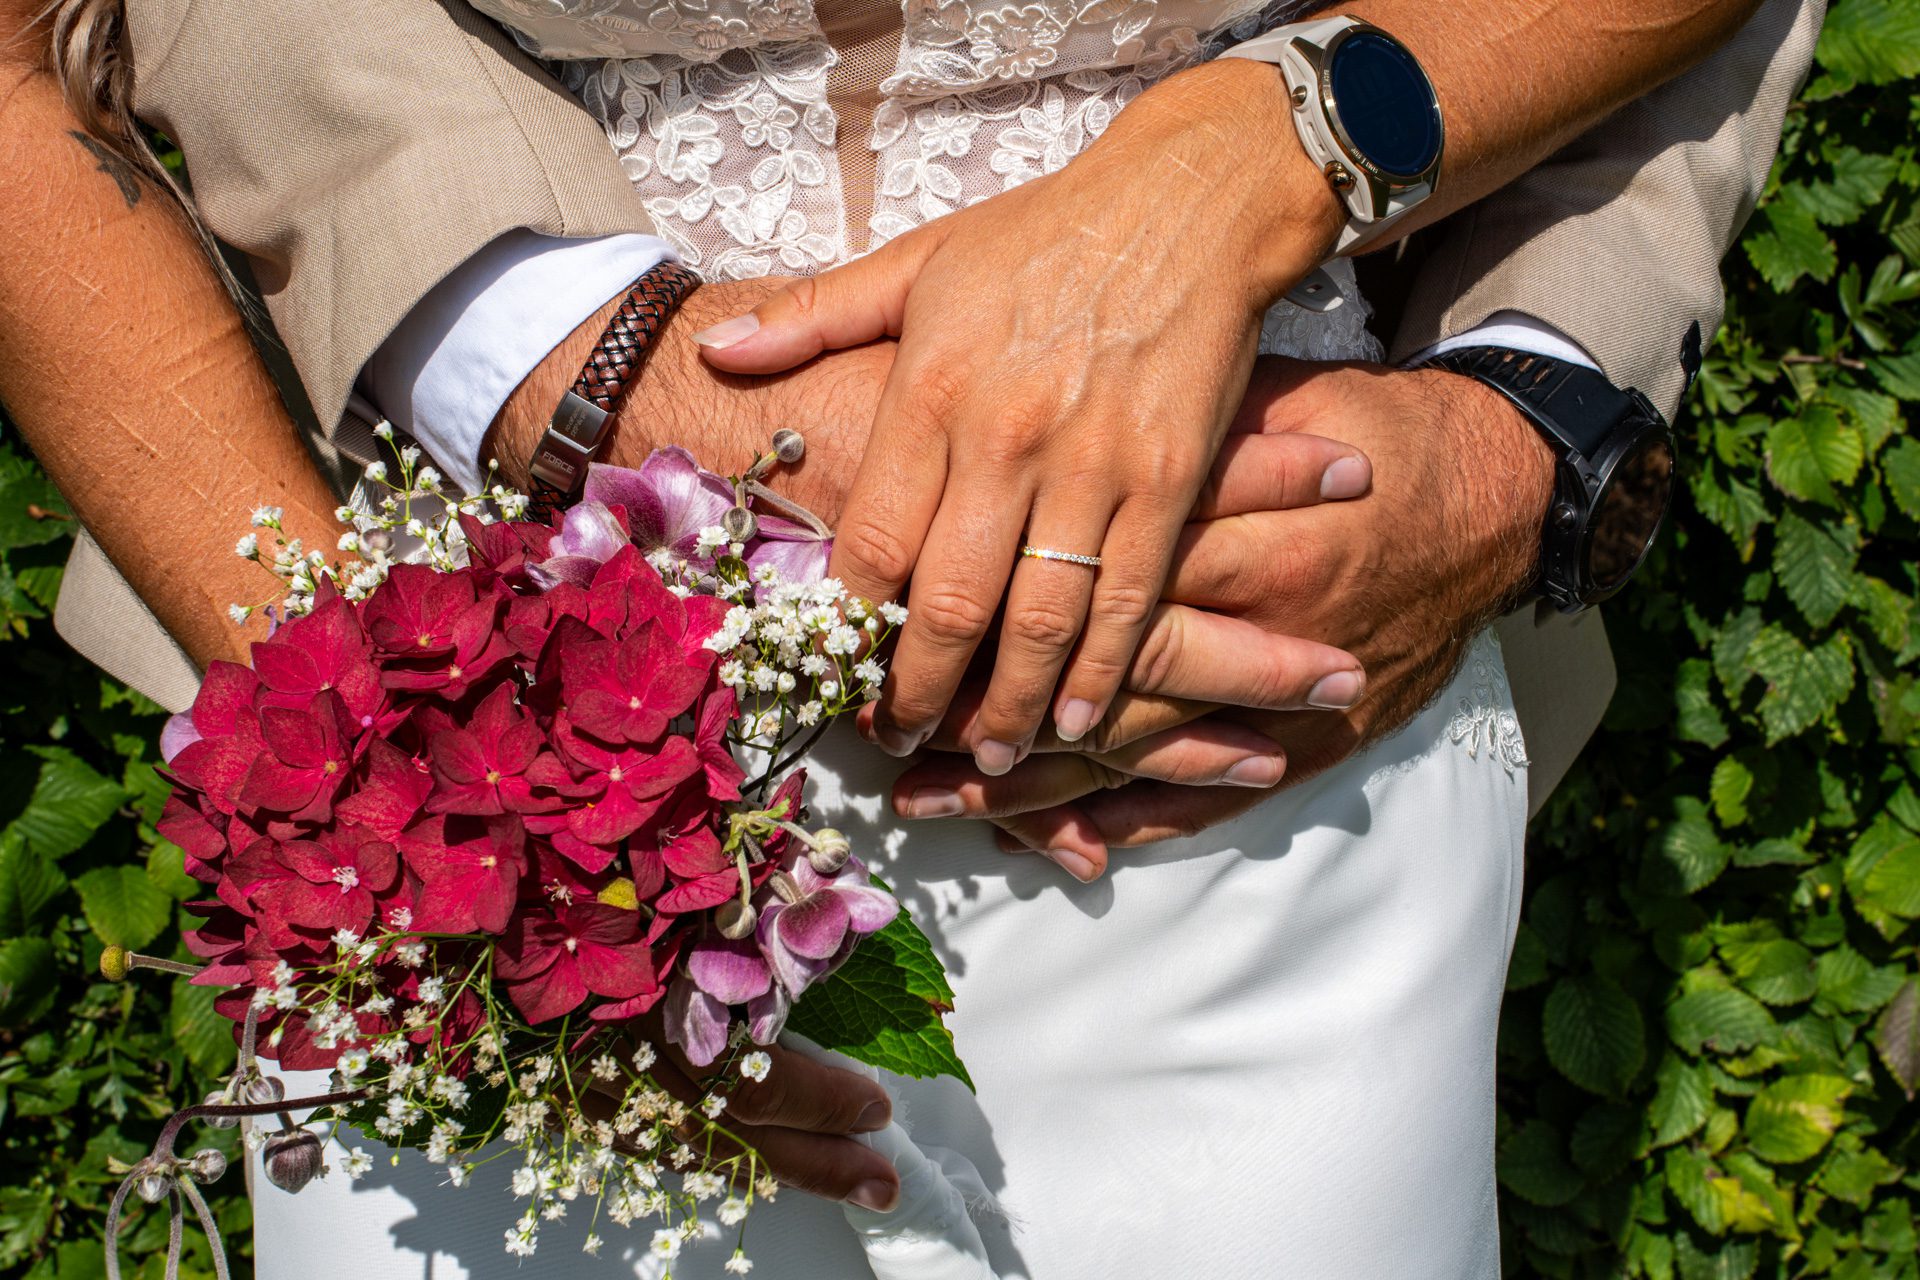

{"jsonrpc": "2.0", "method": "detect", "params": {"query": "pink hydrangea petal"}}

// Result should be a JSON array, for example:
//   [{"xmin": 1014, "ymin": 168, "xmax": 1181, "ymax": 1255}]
[
  {"xmin": 747, "ymin": 985, "xmax": 790, "ymax": 1045},
  {"xmin": 772, "ymin": 890, "xmax": 850, "ymax": 961},
  {"xmin": 663, "ymin": 975, "xmax": 731, "ymax": 1067},
  {"xmin": 838, "ymin": 882, "xmax": 900, "ymax": 935},
  {"xmin": 159, "ymin": 712, "xmax": 202, "ymax": 764}
]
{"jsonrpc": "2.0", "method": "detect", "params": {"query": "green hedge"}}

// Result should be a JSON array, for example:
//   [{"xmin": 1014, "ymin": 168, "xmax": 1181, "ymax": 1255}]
[{"xmin": 1, "ymin": 5, "xmax": 1918, "ymax": 1276}]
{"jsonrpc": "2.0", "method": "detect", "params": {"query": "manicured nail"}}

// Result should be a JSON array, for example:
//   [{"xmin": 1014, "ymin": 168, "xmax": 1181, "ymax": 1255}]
[
  {"xmin": 849, "ymin": 1179, "xmax": 900, "ymax": 1213},
  {"xmin": 974, "ymin": 739, "xmax": 1018, "ymax": 776},
  {"xmin": 1320, "ymin": 455, "xmax": 1371, "ymax": 501},
  {"xmin": 875, "ymin": 723, "xmax": 921, "ymax": 757},
  {"xmin": 1307, "ymin": 670, "xmax": 1364, "ymax": 709},
  {"xmin": 1055, "ymin": 698, "xmax": 1100, "ymax": 743},
  {"xmin": 1045, "ymin": 848, "xmax": 1099, "ymax": 882},
  {"xmin": 1222, "ymin": 756, "xmax": 1287, "ymax": 788},
  {"xmin": 690, "ymin": 313, "xmax": 760, "ymax": 349},
  {"xmin": 854, "ymin": 1099, "xmax": 891, "ymax": 1133},
  {"xmin": 903, "ymin": 786, "xmax": 965, "ymax": 819}
]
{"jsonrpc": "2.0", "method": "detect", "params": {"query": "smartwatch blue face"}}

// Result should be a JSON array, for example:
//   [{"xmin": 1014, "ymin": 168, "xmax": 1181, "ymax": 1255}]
[{"xmin": 1327, "ymin": 31, "xmax": 1443, "ymax": 179}]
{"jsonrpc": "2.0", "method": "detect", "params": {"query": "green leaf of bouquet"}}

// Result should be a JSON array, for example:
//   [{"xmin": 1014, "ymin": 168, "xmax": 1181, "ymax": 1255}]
[
  {"xmin": 1544, "ymin": 975, "xmax": 1644, "ymax": 1096},
  {"xmin": 785, "ymin": 906, "xmax": 972, "ymax": 1090},
  {"xmin": 1773, "ymin": 512, "xmax": 1858, "ymax": 629},
  {"xmin": 1743, "ymin": 1073, "xmax": 1852, "ymax": 1163},
  {"xmin": 1817, "ymin": 0, "xmax": 1920, "ymax": 84},
  {"xmin": 170, "ymin": 978, "xmax": 236, "ymax": 1076},
  {"xmin": 0, "ymin": 936, "xmax": 57, "ymax": 1029},
  {"xmin": 1667, "ymin": 987, "xmax": 1775, "ymax": 1057},
  {"xmin": 0, "ymin": 832, "xmax": 67, "ymax": 938},
  {"xmin": 1497, "ymin": 1119, "xmax": 1584, "ymax": 1206},
  {"xmin": 1872, "ymin": 979, "xmax": 1920, "ymax": 1097},
  {"xmin": 4, "ymin": 746, "xmax": 128, "ymax": 859},
  {"xmin": 73, "ymin": 865, "xmax": 171, "ymax": 952}
]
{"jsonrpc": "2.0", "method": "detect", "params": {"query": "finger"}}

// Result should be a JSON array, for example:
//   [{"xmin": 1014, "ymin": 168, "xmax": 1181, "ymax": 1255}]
[
  {"xmin": 724, "ymin": 1043, "xmax": 892, "ymax": 1136},
  {"xmin": 963, "ymin": 488, "xmax": 1108, "ymax": 774},
  {"xmin": 1192, "ymin": 432, "xmax": 1371, "ymax": 519},
  {"xmin": 871, "ymin": 469, "xmax": 1031, "ymax": 756},
  {"xmin": 692, "ymin": 233, "xmax": 938, "ymax": 373},
  {"xmin": 863, "ymin": 686, "xmax": 1210, "ymax": 758},
  {"xmin": 1125, "ymin": 605, "xmax": 1363, "ymax": 712},
  {"xmin": 734, "ymin": 1123, "xmax": 901, "ymax": 1210},
  {"xmin": 893, "ymin": 719, "xmax": 1289, "ymax": 821},
  {"xmin": 1051, "ymin": 495, "xmax": 1186, "ymax": 745}
]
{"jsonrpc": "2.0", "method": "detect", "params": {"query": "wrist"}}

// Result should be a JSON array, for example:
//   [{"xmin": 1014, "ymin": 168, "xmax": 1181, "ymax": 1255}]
[
  {"xmin": 1429, "ymin": 370, "xmax": 1557, "ymax": 617},
  {"xmin": 1124, "ymin": 58, "xmax": 1347, "ymax": 301}
]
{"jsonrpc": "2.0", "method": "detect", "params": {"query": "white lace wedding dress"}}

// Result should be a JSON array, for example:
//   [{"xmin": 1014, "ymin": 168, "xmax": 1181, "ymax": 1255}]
[{"xmin": 253, "ymin": 3, "xmax": 1530, "ymax": 1276}]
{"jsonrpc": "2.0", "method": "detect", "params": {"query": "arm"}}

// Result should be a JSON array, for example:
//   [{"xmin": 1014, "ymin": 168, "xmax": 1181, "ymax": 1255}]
[
  {"xmin": 685, "ymin": 0, "xmax": 1765, "ymax": 784},
  {"xmin": 0, "ymin": 10, "xmax": 341, "ymax": 669}
]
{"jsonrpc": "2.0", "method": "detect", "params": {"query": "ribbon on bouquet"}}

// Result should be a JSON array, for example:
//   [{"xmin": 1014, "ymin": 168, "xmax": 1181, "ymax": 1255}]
[{"xmin": 796, "ymin": 1039, "xmax": 1002, "ymax": 1280}]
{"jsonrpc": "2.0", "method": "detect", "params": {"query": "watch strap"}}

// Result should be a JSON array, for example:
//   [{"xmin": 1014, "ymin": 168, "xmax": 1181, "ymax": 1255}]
[
  {"xmin": 527, "ymin": 261, "xmax": 701, "ymax": 520},
  {"xmin": 1422, "ymin": 346, "xmax": 1632, "ymax": 461}
]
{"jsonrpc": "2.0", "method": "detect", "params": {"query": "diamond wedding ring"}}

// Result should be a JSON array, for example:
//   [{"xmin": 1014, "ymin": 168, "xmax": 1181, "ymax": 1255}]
[{"xmin": 1019, "ymin": 545, "xmax": 1102, "ymax": 568}]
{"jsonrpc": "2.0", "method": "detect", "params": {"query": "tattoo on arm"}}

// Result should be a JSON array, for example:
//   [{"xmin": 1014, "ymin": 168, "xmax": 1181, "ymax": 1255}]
[{"xmin": 69, "ymin": 130, "xmax": 141, "ymax": 207}]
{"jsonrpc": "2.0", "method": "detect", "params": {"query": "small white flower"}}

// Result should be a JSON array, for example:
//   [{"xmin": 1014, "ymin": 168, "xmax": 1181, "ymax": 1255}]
[
  {"xmin": 739, "ymin": 1051, "xmax": 772, "ymax": 1083},
  {"xmin": 234, "ymin": 533, "xmax": 259, "ymax": 558},
  {"xmin": 701, "ymin": 1094, "xmax": 728, "ymax": 1119},
  {"xmin": 343, "ymin": 1148, "xmax": 374, "ymax": 1179},
  {"xmin": 853, "ymin": 659, "xmax": 886, "ymax": 686},
  {"xmin": 631, "ymin": 1041, "xmax": 657, "ymax": 1072},
  {"xmin": 582, "ymin": 1234, "xmax": 603, "ymax": 1256},
  {"xmin": 726, "ymin": 1252, "xmax": 755, "ymax": 1275},
  {"xmin": 511, "ymin": 1165, "xmax": 540, "ymax": 1197},
  {"xmin": 879, "ymin": 601, "xmax": 908, "ymax": 626},
  {"xmin": 228, "ymin": 604, "xmax": 252, "ymax": 625},
  {"xmin": 650, "ymin": 1229, "xmax": 682, "ymax": 1261},
  {"xmin": 718, "ymin": 1195, "xmax": 750, "ymax": 1226},
  {"xmin": 334, "ymin": 504, "xmax": 356, "ymax": 523},
  {"xmin": 364, "ymin": 460, "xmax": 388, "ymax": 482},
  {"xmin": 590, "ymin": 1054, "xmax": 621, "ymax": 1082},
  {"xmin": 249, "ymin": 506, "xmax": 282, "ymax": 529},
  {"xmin": 337, "ymin": 531, "xmax": 361, "ymax": 553},
  {"xmin": 795, "ymin": 701, "xmax": 823, "ymax": 726},
  {"xmin": 416, "ymin": 976, "xmax": 446, "ymax": 1005},
  {"xmin": 373, "ymin": 420, "xmax": 396, "ymax": 441},
  {"xmin": 819, "ymin": 680, "xmax": 840, "ymax": 701},
  {"xmin": 400, "ymin": 444, "xmax": 422, "ymax": 465}
]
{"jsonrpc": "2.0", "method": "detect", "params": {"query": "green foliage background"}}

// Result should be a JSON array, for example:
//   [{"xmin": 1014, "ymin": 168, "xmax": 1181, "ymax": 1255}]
[{"xmin": 0, "ymin": 4, "xmax": 1917, "ymax": 1277}]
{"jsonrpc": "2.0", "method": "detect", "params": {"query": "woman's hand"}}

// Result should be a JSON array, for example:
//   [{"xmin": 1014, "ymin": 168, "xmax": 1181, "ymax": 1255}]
[{"xmin": 695, "ymin": 60, "xmax": 1346, "ymax": 776}]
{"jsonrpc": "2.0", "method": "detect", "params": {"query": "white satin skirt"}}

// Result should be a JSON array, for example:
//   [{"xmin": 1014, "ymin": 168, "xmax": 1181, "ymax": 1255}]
[{"xmin": 254, "ymin": 631, "xmax": 1529, "ymax": 1280}]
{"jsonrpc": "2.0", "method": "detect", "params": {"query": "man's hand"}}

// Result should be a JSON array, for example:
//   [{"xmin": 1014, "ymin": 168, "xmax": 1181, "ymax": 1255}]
[
  {"xmin": 484, "ymin": 277, "xmax": 889, "ymax": 524},
  {"xmin": 578, "ymin": 1019, "xmax": 902, "ymax": 1212},
  {"xmin": 881, "ymin": 357, "xmax": 1556, "ymax": 877}
]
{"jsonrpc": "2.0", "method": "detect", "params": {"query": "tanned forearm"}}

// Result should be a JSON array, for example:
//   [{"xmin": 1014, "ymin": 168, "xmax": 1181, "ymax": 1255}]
[
  {"xmin": 0, "ymin": 24, "xmax": 342, "ymax": 669},
  {"xmin": 485, "ymin": 279, "xmax": 890, "ymax": 526}
]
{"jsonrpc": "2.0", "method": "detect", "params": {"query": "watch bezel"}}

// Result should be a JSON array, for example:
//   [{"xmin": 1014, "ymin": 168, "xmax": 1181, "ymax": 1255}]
[
  {"xmin": 1570, "ymin": 413, "xmax": 1677, "ymax": 604},
  {"xmin": 1304, "ymin": 23, "xmax": 1445, "ymax": 204}
]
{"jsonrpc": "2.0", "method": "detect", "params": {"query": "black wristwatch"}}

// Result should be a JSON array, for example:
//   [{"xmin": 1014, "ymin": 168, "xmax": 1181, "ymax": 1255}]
[{"xmin": 1426, "ymin": 346, "xmax": 1676, "ymax": 614}]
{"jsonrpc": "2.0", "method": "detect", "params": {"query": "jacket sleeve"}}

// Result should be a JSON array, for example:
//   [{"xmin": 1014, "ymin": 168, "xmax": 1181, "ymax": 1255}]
[
  {"xmin": 1389, "ymin": 0, "xmax": 1826, "ymax": 418},
  {"xmin": 125, "ymin": 0, "xmax": 657, "ymax": 433}
]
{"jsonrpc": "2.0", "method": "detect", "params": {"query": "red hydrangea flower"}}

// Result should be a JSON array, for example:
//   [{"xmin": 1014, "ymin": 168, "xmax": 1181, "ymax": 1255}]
[
  {"xmin": 399, "ymin": 813, "xmax": 527, "ymax": 935},
  {"xmin": 239, "ymin": 690, "xmax": 362, "ymax": 823},
  {"xmin": 532, "ymin": 715, "xmax": 700, "ymax": 848},
  {"xmin": 495, "ymin": 901, "xmax": 660, "ymax": 1024},
  {"xmin": 167, "ymin": 662, "xmax": 266, "ymax": 815},
  {"xmin": 250, "ymin": 824, "xmax": 398, "ymax": 944},
  {"xmin": 424, "ymin": 684, "xmax": 554, "ymax": 816},
  {"xmin": 249, "ymin": 593, "xmax": 384, "ymax": 726},
  {"xmin": 561, "ymin": 621, "xmax": 712, "ymax": 747}
]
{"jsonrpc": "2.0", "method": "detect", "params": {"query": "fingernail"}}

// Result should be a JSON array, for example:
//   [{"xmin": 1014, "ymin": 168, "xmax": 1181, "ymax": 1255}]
[
  {"xmin": 1320, "ymin": 455, "xmax": 1370, "ymax": 501},
  {"xmin": 1307, "ymin": 670, "xmax": 1364, "ymax": 710},
  {"xmin": 974, "ymin": 739, "xmax": 1018, "ymax": 776},
  {"xmin": 1222, "ymin": 755, "xmax": 1287, "ymax": 788},
  {"xmin": 690, "ymin": 313, "xmax": 760, "ymax": 349},
  {"xmin": 854, "ymin": 1099, "xmax": 890, "ymax": 1133},
  {"xmin": 875, "ymin": 723, "xmax": 921, "ymax": 757},
  {"xmin": 1055, "ymin": 698, "xmax": 1100, "ymax": 743},
  {"xmin": 903, "ymin": 786, "xmax": 965, "ymax": 819},
  {"xmin": 849, "ymin": 1179, "xmax": 900, "ymax": 1213},
  {"xmin": 1044, "ymin": 848, "xmax": 1099, "ymax": 882}
]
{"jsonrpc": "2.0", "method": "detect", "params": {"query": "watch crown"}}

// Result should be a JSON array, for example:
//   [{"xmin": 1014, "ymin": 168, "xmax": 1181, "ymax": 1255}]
[
  {"xmin": 1323, "ymin": 161, "xmax": 1355, "ymax": 192},
  {"xmin": 1291, "ymin": 84, "xmax": 1309, "ymax": 108},
  {"xmin": 1552, "ymin": 502, "xmax": 1579, "ymax": 530}
]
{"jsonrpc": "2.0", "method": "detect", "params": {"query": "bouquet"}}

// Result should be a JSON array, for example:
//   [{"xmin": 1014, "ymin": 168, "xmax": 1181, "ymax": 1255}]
[{"xmin": 97, "ymin": 429, "xmax": 973, "ymax": 1278}]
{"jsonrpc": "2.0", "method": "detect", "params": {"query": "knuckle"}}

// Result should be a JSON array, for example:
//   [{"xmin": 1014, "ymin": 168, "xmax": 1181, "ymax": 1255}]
[
  {"xmin": 898, "ymin": 360, "xmax": 973, "ymax": 431},
  {"xmin": 1126, "ymin": 612, "xmax": 1182, "ymax": 696},
  {"xmin": 1092, "ymin": 578, "xmax": 1157, "ymax": 635},
  {"xmin": 1085, "ymin": 759, "xmax": 1133, "ymax": 791},
  {"xmin": 977, "ymin": 398, "xmax": 1056, "ymax": 468},
  {"xmin": 1086, "ymin": 710, "xmax": 1144, "ymax": 755},
  {"xmin": 724, "ymin": 1074, "xmax": 785, "ymax": 1126},
  {"xmin": 836, "ymin": 520, "xmax": 917, "ymax": 588},
  {"xmin": 780, "ymin": 276, "xmax": 822, "ymax": 319},
  {"xmin": 913, "ymin": 586, "xmax": 995, "ymax": 648},
  {"xmin": 1003, "ymin": 601, "xmax": 1082, "ymax": 652}
]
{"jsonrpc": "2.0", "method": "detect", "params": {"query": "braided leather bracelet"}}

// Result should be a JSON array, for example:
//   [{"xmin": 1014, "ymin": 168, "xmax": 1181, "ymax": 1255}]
[{"xmin": 526, "ymin": 261, "xmax": 701, "ymax": 521}]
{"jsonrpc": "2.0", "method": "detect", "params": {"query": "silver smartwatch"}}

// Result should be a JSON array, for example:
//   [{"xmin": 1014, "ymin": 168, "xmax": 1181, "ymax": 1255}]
[{"xmin": 1222, "ymin": 15, "xmax": 1444, "ymax": 255}]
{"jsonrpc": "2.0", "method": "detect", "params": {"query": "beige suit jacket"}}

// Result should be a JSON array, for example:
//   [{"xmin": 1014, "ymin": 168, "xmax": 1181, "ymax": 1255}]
[{"xmin": 57, "ymin": 0, "xmax": 1823, "ymax": 816}]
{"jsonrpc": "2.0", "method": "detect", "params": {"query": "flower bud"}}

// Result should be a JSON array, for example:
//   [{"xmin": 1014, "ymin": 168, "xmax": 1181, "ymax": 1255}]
[
  {"xmin": 772, "ymin": 429, "xmax": 805, "ymax": 463},
  {"xmin": 187, "ymin": 1148, "xmax": 229, "ymax": 1184},
  {"xmin": 263, "ymin": 1129, "xmax": 326, "ymax": 1194},
  {"xmin": 99, "ymin": 946, "xmax": 130, "ymax": 982},
  {"xmin": 806, "ymin": 829, "xmax": 852, "ymax": 875},
  {"xmin": 135, "ymin": 1163, "xmax": 175, "ymax": 1204},
  {"xmin": 244, "ymin": 1073, "xmax": 287, "ymax": 1107},
  {"xmin": 715, "ymin": 899, "xmax": 758, "ymax": 940},
  {"xmin": 202, "ymin": 1089, "xmax": 241, "ymax": 1128},
  {"xmin": 722, "ymin": 506, "xmax": 757, "ymax": 542}
]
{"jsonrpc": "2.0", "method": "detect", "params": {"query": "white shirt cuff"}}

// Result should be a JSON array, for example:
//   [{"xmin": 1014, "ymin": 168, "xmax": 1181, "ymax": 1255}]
[
  {"xmin": 362, "ymin": 230, "xmax": 675, "ymax": 496},
  {"xmin": 1410, "ymin": 310, "xmax": 1601, "ymax": 372}
]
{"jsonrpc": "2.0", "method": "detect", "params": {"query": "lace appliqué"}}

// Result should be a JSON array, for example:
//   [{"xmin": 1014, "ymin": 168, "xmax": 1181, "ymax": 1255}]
[{"xmin": 1446, "ymin": 631, "xmax": 1530, "ymax": 775}]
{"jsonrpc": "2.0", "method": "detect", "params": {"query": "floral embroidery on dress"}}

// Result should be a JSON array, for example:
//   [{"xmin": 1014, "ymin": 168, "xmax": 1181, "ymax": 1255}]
[{"xmin": 1447, "ymin": 632, "xmax": 1531, "ymax": 775}]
